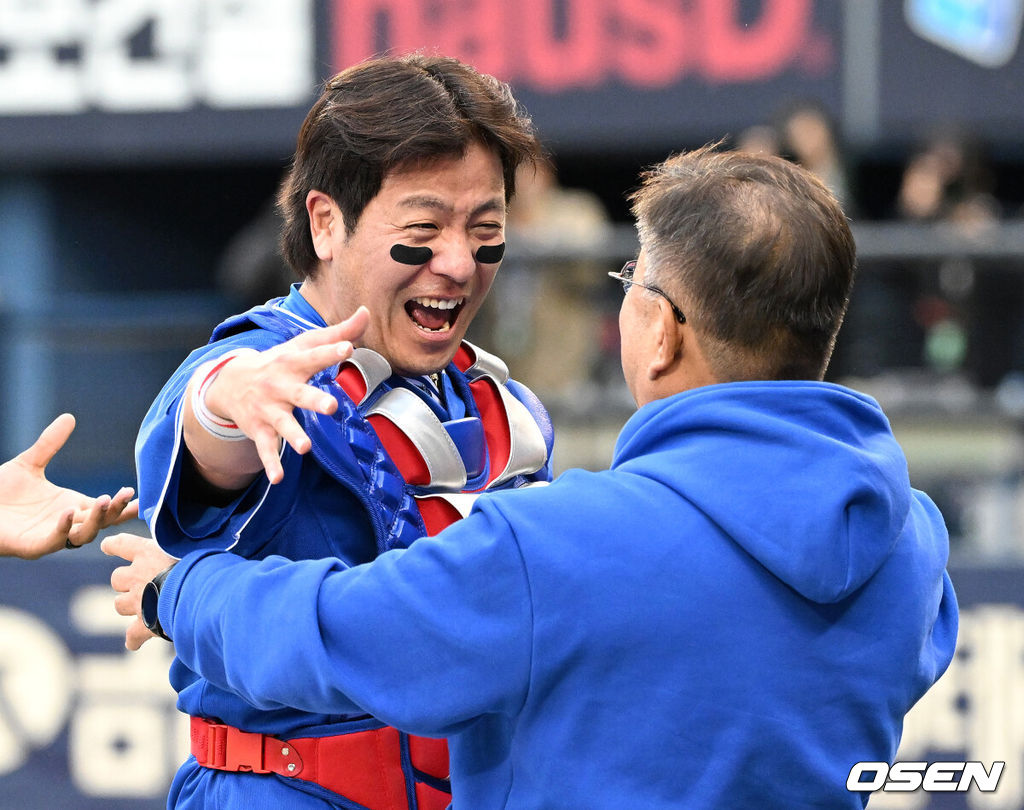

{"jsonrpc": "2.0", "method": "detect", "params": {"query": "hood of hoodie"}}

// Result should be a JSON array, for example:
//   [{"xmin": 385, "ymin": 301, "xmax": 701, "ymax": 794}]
[{"xmin": 612, "ymin": 381, "xmax": 917, "ymax": 604}]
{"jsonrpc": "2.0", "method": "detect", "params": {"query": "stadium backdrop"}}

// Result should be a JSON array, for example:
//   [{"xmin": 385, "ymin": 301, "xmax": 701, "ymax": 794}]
[{"xmin": 1, "ymin": 2, "xmax": 1023, "ymax": 807}]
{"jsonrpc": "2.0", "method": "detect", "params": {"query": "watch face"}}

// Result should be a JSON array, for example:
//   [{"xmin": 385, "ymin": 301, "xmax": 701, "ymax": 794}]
[{"xmin": 141, "ymin": 580, "xmax": 161, "ymax": 632}]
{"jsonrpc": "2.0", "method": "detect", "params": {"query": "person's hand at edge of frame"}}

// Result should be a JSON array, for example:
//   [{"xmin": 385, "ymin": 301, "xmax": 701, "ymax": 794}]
[{"xmin": 0, "ymin": 413, "xmax": 139, "ymax": 559}]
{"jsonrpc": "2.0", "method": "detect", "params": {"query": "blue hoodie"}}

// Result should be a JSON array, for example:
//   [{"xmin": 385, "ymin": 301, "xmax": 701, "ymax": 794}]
[{"xmin": 161, "ymin": 381, "xmax": 958, "ymax": 809}]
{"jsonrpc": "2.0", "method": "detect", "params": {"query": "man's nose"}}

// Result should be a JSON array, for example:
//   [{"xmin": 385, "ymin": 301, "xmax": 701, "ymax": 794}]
[{"xmin": 428, "ymin": 234, "xmax": 478, "ymax": 282}]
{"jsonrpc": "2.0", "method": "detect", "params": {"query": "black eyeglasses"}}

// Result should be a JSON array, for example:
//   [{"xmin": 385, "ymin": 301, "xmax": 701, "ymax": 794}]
[{"xmin": 608, "ymin": 261, "xmax": 686, "ymax": 324}]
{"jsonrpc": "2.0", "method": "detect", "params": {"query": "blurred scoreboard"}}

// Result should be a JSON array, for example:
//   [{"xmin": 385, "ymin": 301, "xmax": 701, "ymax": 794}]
[
  {"xmin": 0, "ymin": 1, "xmax": 313, "ymax": 114},
  {"xmin": 0, "ymin": 0, "xmax": 316, "ymax": 164},
  {"xmin": 1, "ymin": 0, "xmax": 1021, "ymax": 166}
]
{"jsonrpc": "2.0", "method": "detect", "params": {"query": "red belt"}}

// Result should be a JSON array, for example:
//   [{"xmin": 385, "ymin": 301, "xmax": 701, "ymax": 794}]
[{"xmin": 190, "ymin": 716, "xmax": 450, "ymax": 810}]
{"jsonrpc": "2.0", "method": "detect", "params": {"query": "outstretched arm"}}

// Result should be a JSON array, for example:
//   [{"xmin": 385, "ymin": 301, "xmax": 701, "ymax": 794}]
[
  {"xmin": 104, "ymin": 506, "xmax": 533, "ymax": 734},
  {"xmin": 0, "ymin": 414, "xmax": 138, "ymax": 559},
  {"xmin": 183, "ymin": 307, "xmax": 370, "ymax": 488}
]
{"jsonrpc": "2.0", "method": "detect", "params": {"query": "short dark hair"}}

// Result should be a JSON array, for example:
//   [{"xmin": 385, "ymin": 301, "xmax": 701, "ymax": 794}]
[
  {"xmin": 277, "ymin": 53, "xmax": 542, "ymax": 279},
  {"xmin": 630, "ymin": 144, "xmax": 857, "ymax": 381}
]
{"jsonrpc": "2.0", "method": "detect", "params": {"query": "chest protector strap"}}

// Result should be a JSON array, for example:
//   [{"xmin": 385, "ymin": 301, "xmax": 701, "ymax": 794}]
[{"xmin": 190, "ymin": 717, "xmax": 450, "ymax": 810}]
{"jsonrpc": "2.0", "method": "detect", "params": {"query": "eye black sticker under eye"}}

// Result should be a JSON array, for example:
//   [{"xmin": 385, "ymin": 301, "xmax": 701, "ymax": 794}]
[
  {"xmin": 390, "ymin": 244, "xmax": 434, "ymax": 265},
  {"xmin": 475, "ymin": 242, "xmax": 505, "ymax": 264}
]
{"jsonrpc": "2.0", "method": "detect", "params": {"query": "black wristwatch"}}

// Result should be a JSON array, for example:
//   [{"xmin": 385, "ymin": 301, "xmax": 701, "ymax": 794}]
[{"xmin": 141, "ymin": 564, "xmax": 177, "ymax": 642}]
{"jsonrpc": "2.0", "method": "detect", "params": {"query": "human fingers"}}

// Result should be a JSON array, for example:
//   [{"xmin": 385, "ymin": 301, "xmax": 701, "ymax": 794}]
[
  {"xmin": 274, "ymin": 306, "xmax": 368, "ymax": 375},
  {"xmin": 110, "ymin": 566, "xmax": 141, "ymax": 601},
  {"xmin": 100, "ymin": 531, "xmax": 152, "ymax": 563},
  {"xmin": 313, "ymin": 307, "xmax": 369, "ymax": 352},
  {"xmin": 104, "ymin": 534, "xmax": 175, "ymax": 611},
  {"xmin": 285, "ymin": 338, "xmax": 355, "ymax": 381},
  {"xmin": 121, "ymin": 498, "xmax": 140, "ymax": 522},
  {"xmin": 108, "ymin": 554, "xmax": 156, "ymax": 593},
  {"xmin": 268, "ymin": 408, "xmax": 316, "ymax": 456},
  {"xmin": 341, "ymin": 306, "xmax": 370, "ymax": 340},
  {"xmin": 66, "ymin": 494, "xmax": 112, "ymax": 548},
  {"xmin": 286, "ymin": 306, "xmax": 369, "ymax": 354},
  {"xmin": 108, "ymin": 553, "xmax": 163, "ymax": 651},
  {"xmin": 252, "ymin": 430, "xmax": 286, "ymax": 485},
  {"xmin": 207, "ymin": 339, "xmax": 347, "ymax": 425},
  {"xmin": 26, "ymin": 509, "xmax": 76, "ymax": 559},
  {"xmin": 112, "ymin": 590, "xmax": 142, "ymax": 629},
  {"xmin": 279, "ymin": 380, "xmax": 339, "ymax": 419},
  {"xmin": 47, "ymin": 508, "xmax": 76, "ymax": 556},
  {"xmin": 125, "ymin": 618, "xmax": 158, "ymax": 651},
  {"xmin": 280, "ymin": 323, "xmax": 351, "ymax": 354},
  {"xmin": 19, "ymin": 413, "xmax": 76, "ymax": 470},
  {"xmin": 54, "ymin": 509, "xmax": 75, "ymax": 540},
  {"xmin": 268, "ymin": 335, "xmax": 356, "ymax": 387},
  {"xmin": 102, "ymin": 489, "xmax": 139, "ymax": 527}
]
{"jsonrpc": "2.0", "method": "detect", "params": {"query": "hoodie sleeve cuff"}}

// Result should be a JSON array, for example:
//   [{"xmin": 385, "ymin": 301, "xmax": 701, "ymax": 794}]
[{"xmin": 157, "ymin": 549, "xmax": 226, "ymax": 641}]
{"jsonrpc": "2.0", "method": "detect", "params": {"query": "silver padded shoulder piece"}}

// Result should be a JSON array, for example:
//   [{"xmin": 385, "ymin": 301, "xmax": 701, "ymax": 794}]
[
  {"xmin": 344, "ymin": 348, "xmax": 393, "ymax": 406},
  {"xmin": 460, "ymin": 340, "xmax": 509, "ymax": 384}
]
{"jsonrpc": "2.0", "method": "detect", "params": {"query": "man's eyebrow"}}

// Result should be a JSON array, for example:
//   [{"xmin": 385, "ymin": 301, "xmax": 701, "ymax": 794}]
[
  {"xmin": 397, "ymin": 196, "xmax": 506, "ymax": 217},
  {"xmin": 472, "ymin": 198, "xmax": 506, "ymax": 217},
  {"xmin": 398, "ymin": 195, "xmax": 450, "ymax": 212}
]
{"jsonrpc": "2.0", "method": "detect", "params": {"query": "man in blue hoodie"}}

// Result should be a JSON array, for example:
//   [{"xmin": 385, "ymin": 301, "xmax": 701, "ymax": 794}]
[{"xmin": 106, "ymin": 144, "xmax": 958, "ymax": 809}]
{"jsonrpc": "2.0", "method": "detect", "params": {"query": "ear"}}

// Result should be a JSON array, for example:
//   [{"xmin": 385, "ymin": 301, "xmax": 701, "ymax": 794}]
[
  {"xmin": 306, "ymin": 190, "xmax": 343, "ymax": 261},
  {"xmin": 646, "ymin": 298, "xmax": 684, "ymax": 380}
]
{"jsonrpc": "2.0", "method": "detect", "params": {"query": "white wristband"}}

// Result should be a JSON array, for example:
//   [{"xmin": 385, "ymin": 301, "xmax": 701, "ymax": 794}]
[{"xmin": 189, "ymin": 350, "xmax": 255, "ymax": 442}]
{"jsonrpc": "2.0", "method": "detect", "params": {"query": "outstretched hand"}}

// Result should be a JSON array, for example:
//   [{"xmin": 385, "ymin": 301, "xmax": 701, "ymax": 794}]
[
  {"xmin": 195, "ymin": 307, "xmax": 371, "ymax": 485},
  {"xmin": 0, "ymin": 414, "xmax": 139, "ymax": 559},
  {"xmin": 102, "ymin": 532, "xmax": 177, "ymax": 651}
]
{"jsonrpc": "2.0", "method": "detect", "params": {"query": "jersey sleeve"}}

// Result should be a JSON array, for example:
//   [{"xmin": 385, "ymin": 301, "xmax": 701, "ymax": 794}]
[{"xmin": 135, "ymin": 331, "xmax": 293, "ymax": 558}]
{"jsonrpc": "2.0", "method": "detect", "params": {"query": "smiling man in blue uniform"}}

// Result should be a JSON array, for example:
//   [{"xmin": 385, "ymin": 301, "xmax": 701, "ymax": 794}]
[
  {"xmin": 108, "ymin": 144, "xmax": 958, "ymax": 809},
  {"xmin": 112, "ymin": 54, "xmax": 553, "ymax": 810}
]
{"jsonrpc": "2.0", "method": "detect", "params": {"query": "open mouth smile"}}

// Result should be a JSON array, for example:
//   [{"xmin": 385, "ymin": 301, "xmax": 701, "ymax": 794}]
[{"xmin": 405, "ymin": 296, "xmax": 466, "ymax": 334}]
